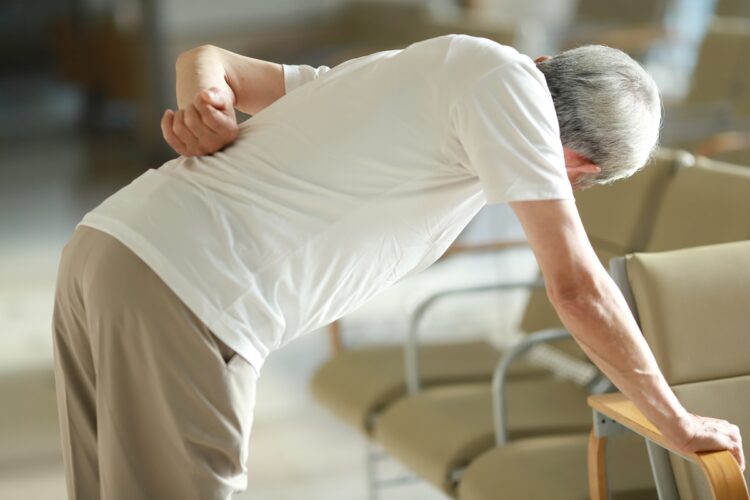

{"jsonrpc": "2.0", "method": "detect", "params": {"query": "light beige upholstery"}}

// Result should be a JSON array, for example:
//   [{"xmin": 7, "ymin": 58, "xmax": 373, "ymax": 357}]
[
  {"xmin": 707, "ymin": 148, "xmax": 750, "ymax": 167},
  {"xmin": 457, "ymin": 433, "xmax": 655, "ymax": 500},
  {"xmin": 576, "ymin": 148, "xmax": 681, "ymax": 253},
  {"xmin": 737, "ymin": 56, "xmax": 750, "ymax": 119},
  {"xmin": 519, "ymin": 152, "xmax": 677, "ymax": 337},
  {"xmin": 374, "ymin": 161, "xmax": 750, "ymax": 498},
  {"xmin": 716, "ymin": 0, "xmax": 750, "ymax": 18},
  {"xmin": 331, "ymin": 2, "xmax": 516, "ymax": 62},
  {"xmin": 670, "ymin": 376, "xmax": 750, "ymax": 500},
  {"xmin": 627, "ymin": 241, "xmax": 750, "ymax": 385},
  {"xmin": 310, "ymin": 341, "xmax": 544, "ymax": 434},
  {"xmin": 312, "ymin": 151, "xmax": 682, "ymax": 438},
  {"xmin": 624, "ymin": 241, "xmax": 750, "ymax": 499},
  {"xmin": 572, "ymin": 0, "xmax": 666, "ymax": 26},
  {"xmin": 373, "ymin": 379, "xmax": 592, "ymax": 494},
  {"xmin": 645, "ymin": 159, "xmax": 750, "ymax": 252},
  {"xmin": 683, "ymin": 17, "xmax": 750, "ymax": 107}
]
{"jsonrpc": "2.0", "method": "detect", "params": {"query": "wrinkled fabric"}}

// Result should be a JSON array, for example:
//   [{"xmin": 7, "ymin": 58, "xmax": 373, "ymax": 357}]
[{"xmin": 78, "ymin": 34, "xmax": 572, "ymax": 374}]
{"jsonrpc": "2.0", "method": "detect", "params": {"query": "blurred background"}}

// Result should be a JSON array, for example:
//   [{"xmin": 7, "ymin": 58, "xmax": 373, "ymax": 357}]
[{"xmin": 1, "ymin": 0, "xmax": 748, "ymax": 498}]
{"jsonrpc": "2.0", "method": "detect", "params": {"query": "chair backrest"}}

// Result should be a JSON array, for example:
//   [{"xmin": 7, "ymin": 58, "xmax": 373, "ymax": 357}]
[
  {"xmin": 736, "ymin": 47, "xmax": 750, "ymax": 119},
  {"xmin": 518, "ymin": 149, "xmax": 681, "ymax": 336},
  {"xmin": 572, "ymin": 0, "xmax": 667, "ymax": 27},
  {"xmin": 645, "ymin": 156, "xmax": 750, "ymax": 252},
  {"xmin": 684, "ymin": 17, "xmax": 750, "ymax": 108},
  {"xmin": 625, "ymin": 241, "xmax": 750, "ymax": 385},
  {"xmin": 622, "ymin": 241, "xmax": 750, "ymax": 498},
  {"xmin": 716, "ymin": 0, "xmax": 750, "ymax": 18},
  {"xmin": 521, "ymin": 152, "xmax": 750, "ymax": 362}
]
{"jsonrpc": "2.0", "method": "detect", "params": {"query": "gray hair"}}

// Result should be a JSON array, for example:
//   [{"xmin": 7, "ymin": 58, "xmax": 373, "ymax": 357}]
[{"xmin": 537, "ymin": 45, "xmax": 662, "ymax": 188}]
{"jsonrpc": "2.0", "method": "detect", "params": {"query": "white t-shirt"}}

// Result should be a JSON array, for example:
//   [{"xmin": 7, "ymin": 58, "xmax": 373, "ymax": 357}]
[{"xmin": 79, "ymin": 34, "xmax": 572, "ymax": 374}]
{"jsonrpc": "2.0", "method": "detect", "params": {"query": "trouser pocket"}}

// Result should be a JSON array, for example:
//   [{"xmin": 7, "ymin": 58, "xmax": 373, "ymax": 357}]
[{"xmin": 210, "ymin": 329, "xmax": 239, "ymax": 365}]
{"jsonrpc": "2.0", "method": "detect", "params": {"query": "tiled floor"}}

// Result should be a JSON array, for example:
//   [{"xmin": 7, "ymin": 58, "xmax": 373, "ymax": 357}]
[{"xmin": 0, "ymin": 128, "xmax": 536, "ymax": 499}]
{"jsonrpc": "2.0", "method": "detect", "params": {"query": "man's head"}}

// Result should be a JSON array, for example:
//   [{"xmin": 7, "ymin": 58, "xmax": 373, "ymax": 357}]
[{"xmin": 535, "ymin": 45, "xmax": 662, "ymax": 190}]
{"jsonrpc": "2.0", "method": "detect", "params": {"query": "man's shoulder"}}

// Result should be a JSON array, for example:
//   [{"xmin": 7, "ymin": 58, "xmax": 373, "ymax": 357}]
[
  {"xmin": 443, "ymin": 34, "xmax": 525, "ymax": 66},
  {"xmin": 401, "ymin": 34, "xmax": 522, "ymax": 66}
]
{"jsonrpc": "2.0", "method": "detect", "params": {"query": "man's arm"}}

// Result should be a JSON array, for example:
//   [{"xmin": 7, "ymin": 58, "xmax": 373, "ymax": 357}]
[
  {"xmin": 175, "ymin": 45, "xmax": 285, "ymax": 115},
  {"xmin": 161, "ymin": 45, "xmax": 285, "ymax": 157},
  {"xmin": 511, "ymin": 199, "xmax": 744, "ymax": 470}
]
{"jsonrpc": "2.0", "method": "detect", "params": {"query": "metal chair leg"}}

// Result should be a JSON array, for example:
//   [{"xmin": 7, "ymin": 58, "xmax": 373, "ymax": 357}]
[{"xmin": 366, "ymin": 439, "xmax": 380, "ymax": 500}]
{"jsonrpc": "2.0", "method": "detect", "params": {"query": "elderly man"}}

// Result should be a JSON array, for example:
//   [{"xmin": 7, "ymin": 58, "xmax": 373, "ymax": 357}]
[{"xmin": 52, "ymin": 34, "xmax": 743, "ymax": 499}]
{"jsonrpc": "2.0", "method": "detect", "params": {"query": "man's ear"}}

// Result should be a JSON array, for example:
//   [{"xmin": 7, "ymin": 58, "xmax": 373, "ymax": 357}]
[
  {"xmin": 534, "ymin": 55, "xmax": 552, "ymax": 64},
  {"xmin": 563, "ymin": 148, "xmax": 600, "ymax": 172},
  {"xmin": 566, "ymin": 163, "xmax": 601, "ymax": 175}
]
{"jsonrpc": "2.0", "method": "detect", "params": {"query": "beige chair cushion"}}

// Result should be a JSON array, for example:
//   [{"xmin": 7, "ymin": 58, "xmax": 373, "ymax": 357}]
[
  {"xmin": 572, "ymin": 0, "xmax": 666, "ymax": 26},
  {"xmin": 519, "ymin": 148, "xmax": 680, "ymax": 336},
  {"xmin": 626, "ymin": 241, "xmax": 750, "ymax": 384},
  {"xmin": 457, "ymin": 433, "xmax": 655, "ymax": 500},
  {"xmin": 716, "ymin": 0, "xmax": 750, "ymax": 18},
  {"xmin": 669, "ymin": 375, "xmax": 750, "ymax": 500},
  {"xmin": 647, "ymin": 155, "xmax": 750, "ymax": 253},
  {"xmin": 684, "ymin": 17, "xmax": 750, "ymax": 107},
  {"xmin": 374, "ymin": 379, "xmax": 592, "ymax": 494},
  {"xmin": 576, "ymin": 148, "xmax": 678, "ymax": 252},
  {"xmin": 708, "ymin": 148, "xmax": 750, "ymax": 167},
  {"xmin": 310, "ymin": 341, "xmax": 546, "ymax": 434}
]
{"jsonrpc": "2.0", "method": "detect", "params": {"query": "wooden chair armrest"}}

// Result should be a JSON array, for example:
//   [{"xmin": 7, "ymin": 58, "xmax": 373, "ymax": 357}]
[
  {"xmin": 588, "ymin": 393, "xmax": 749, "ymax": 500},
  {"xmin": 694, "ymin": 130, "xmax": 750, "ymax": 158},
  {"xmin": 326, "ymin": 320, "xmax": 345, "ymax": 356}
]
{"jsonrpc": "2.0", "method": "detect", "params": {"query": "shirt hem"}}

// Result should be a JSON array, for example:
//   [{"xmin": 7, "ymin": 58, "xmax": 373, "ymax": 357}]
[{"xmin": 77, "ymin": 216, "xmax": 267, "ymax": 375}]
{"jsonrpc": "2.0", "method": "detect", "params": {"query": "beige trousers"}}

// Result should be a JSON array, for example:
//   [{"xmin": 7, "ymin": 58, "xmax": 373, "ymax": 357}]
[{"xmin": 52, "ymin": 226, "xmax": 257, "ymax": 500}]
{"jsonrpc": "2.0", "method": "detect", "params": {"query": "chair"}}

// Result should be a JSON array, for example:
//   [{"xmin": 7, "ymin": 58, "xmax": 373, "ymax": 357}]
[
  {"xmin": 661, "ymin": 17, "xmax": 750, "ymax": 147},
  {"xmin": 716, "ymin": 0, "xmax": 750, "ymax": 18},
  {"xmin": 369, "ymin": 151, "xmax": 684, "ymax": 496},
  {"xmin": 323, "ymin": 2, "xmax": 518, "ymax": 66},
  {"xmin": 589, "ymin": 240, "xmax": 750, "ymax": 500},
  {"xmin": 688, "ymin": 25, "xmax": 750, "ymax": 167},
  {"xmin": 312, "ymin": 148, "xmax": 681, "ymax": 435},
  {"xmin": 560, "ymin": 0, "xmax": 670, "ymax": 59},
  {"xmin": 376, "ymin": 155, "xmax": 750, "ymax": 498}
]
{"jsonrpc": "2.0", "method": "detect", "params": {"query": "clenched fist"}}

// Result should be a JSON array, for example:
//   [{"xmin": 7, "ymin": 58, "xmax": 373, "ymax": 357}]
[{"xmin": 161, "ymin": 87, "xmax": 239, "ymax": 157}]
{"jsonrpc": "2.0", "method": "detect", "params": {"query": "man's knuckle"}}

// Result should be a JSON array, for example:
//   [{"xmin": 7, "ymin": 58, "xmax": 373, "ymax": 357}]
[
  {"xmin": 172, "ymin": 119, "xmax": 185, "ymax": 134},
  {"xmin": 184, "ymin": 113, "xmax": 199, "ymax": 129},
  {"xmin": 202, "ymin": 114, "xmax": 219, "ymax": 129}
]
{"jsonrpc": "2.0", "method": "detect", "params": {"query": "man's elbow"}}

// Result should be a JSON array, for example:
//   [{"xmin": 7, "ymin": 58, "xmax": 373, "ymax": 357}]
[
  {"xmin": 546, "ymin": 272, "xmax": 604, "ymax": 319},
  {"xmin": 176, "ymin": 45, "xmax": 218, "ymax": 67}
]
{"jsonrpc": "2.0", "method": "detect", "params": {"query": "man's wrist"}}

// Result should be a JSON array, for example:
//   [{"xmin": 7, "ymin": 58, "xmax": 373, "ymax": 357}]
[
  {"xmin": 175, "ymin": 45, "xmax": 230, "ymax": 110},
  {"xmin": 665, "ymin": 410, "xmax": 695, "ymax": 447}
]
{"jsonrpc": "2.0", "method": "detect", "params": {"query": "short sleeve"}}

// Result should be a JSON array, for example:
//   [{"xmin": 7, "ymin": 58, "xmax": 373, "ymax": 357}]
[
  {"xmin": 452, "ymin": 60, "xmax": 573, "ymax": 204},
  {"xmin": 282, "ymin": 64, "xmax": 332, "ymax": 94}
]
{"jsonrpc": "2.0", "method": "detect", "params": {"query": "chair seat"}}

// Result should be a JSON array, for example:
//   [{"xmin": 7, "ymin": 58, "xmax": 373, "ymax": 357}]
[
  {"xmin": 373, "ymin": 378, "xmax": 593, "ymax": 493},
  {"xmin": 458, "ymin": 433, "xmax": 655, "ymax": 500},
  {"xmin": 311, "ymin": 340, "xmax": 547, "ymax": 434}
]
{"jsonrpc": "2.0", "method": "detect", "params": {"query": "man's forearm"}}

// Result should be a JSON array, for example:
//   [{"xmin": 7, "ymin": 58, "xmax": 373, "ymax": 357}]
[
  {"xmin": 551, "ymin": 273, "xmax": 691, "ymax": 444},
  {"xmin": 175, "ymin": 45, "xmax": 284, "ymax": 115}
]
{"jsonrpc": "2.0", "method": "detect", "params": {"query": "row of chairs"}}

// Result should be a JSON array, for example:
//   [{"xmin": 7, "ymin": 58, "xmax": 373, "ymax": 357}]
[
  {"xmin": 663, "ymin": 16, "xmax": 750, "ymax": 153},
  {"xmin": 311, "ymin": 149, "xmax": 750, "ymax": 499},
  {"xmin": 590, "ymin": 240, "xmax": 750, "ymax": 500}
]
